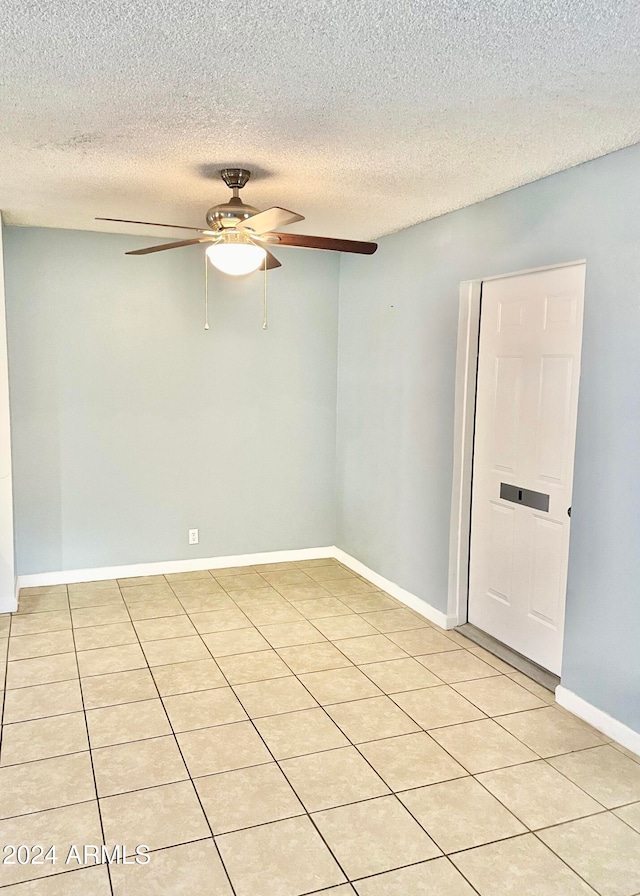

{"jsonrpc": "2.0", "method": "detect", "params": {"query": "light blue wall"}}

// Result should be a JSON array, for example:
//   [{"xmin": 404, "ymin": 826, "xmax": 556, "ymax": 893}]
[
  {"xmin": 337, "ymin": 143, "xmax": 640, "ymax": 732},
  {"xmin": 5, "ymin": 227, "xmax": 339, "ymax": 573}
]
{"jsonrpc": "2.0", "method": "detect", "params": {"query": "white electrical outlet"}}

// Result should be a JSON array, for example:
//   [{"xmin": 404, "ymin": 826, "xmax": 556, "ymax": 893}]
[{"xmin": 188, "ymin": 528, "xmax": 199, "ymax": 545}]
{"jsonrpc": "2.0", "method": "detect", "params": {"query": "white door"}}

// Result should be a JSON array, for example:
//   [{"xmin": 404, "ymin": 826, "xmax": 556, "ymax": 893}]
[{"xmin": 468, "ymin": 263, "xmax": 585, "ymax": 674}]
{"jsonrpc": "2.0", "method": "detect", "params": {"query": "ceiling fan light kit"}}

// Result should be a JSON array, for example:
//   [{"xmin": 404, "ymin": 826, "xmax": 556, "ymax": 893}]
[{"xmin": 97, "ymin": 168, "xmax": 377, "ymax": 326}]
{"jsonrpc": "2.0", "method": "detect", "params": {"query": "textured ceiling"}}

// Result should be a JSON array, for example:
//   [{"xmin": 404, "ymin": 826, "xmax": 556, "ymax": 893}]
[{"xmin": 1, "ymin": 0, "xmax": 640, "ymax": 240}]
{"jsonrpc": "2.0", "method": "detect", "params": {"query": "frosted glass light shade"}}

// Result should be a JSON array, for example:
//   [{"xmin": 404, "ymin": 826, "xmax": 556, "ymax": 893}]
[{"xmin": 206, "ymin": 241, "xmax": 266, "ymax": 276}]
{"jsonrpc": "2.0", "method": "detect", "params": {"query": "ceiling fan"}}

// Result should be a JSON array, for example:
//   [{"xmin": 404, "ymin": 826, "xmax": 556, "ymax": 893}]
[{"xmin": 97, "ymin": 168, "xmax": 378, "ymax": 276}]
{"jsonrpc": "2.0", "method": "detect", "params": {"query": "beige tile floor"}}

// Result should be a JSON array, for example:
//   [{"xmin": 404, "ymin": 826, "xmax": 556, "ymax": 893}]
[{"xmin": 0, "ymin": 559, "xmax": 639, "ymax": 895}]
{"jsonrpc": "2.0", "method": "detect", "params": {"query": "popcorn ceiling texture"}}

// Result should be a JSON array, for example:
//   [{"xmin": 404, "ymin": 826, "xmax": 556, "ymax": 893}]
[{"xmin": 1, "ymin": 0, "xmax": 639, "ymax": 239}]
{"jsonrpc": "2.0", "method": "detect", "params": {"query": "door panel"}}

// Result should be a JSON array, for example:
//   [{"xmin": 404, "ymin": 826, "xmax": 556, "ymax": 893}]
[{"xmin": 468, "ymin": 263, "xmax": 585, "ymax": 674}]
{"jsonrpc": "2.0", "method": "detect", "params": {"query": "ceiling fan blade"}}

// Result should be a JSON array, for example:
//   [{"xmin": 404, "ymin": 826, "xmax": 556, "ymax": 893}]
[
  {"xmin": 267, "ymin": 232, "xmax": 377, "ymax": 255},
  {"xmin": 238, "ymin": 207, "xmax": 304, "ymax": 235},
  {"xmin": 97, "ymin": 217, "xmax": 216, "ymax": 235},
  {"xmin": 259, "ymin": 248, "xmax": 282, "ymax": 270},
  {"xmin": 125, "ymin": 237, "xmax": 216, "ymax": 256}
]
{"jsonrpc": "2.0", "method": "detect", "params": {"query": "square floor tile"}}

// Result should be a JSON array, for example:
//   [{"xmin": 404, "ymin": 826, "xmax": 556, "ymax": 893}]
[
  {"xmin": 0, "ymin": 802, "xmax": 102, "ymax": 887},
  {"xmin": 0, "ymin": 752, "xmax": 95, "ymax": 818},
  {"xmin": 507, "ymin": 670, "xmax": 556, "ymax": 703},
  {"xmin": 253, "ymin": 561, "xmax": 299, "ymax": 571},
  {"xmin": 77, "ymin": 643, "xmax": 146, "ymax": 677},
  {"xmin": 614, "ymin": 801, "xmax": 640, "ymax": 833},
  {"xmin": 9, "ymin": 610, "xmax": 71, "ymax": 637},
  {"xmin": 177, "ymin": 721, "xmax": 271, "ymax": 777},
  {"xmin": 202, "ymin": 628, "xmax": 270, "ymax": 657},
  {"xmin": 8, "ymin": 630, "xmax": 75, "ymax": 661},
  {"xmin": 92, "ymin": 735, "xmax": 188, "ymax": 797},
  {"xmin": 100, "ymin": 780, "xmax": 210, "ymax": 851},
  {"xmin": 312, "ymin": 615, "xmax": 378, "ymax": 640},
  {"xmin": 151, "ymin": 658, "xmax": 227, "ymax": 696},
  {"xmin": 142, "ymin": 635, "xmax": 210, "ymax": 667},
  {"xmin": 392, "ymin": 685, "xmax": 485, "ymax": 729},
  {"xmin": 539, "ymin": 812, "xmax": 640, "ymax": 896},
  {"xmin": 2, "ymin": 867, "xmax": 112, "ymax": 893},
  {"xmin": 497, "ymin": 706, "xmax": 608, "ymax": 758},
  {"xmin": 133, "ymin": 615, "xmax": 197, "ymax": 641},
  {"xmin": 333, "ymin": 634, "xmax": 408, "ymax": 665},
  {"xmin": 178, "ymin": 593, "xmax": 237, "ymax": 613},
  {"xmin": 467, "ymin": 645, "xmax": 517, "ymax": 673},
  {"xmin": 451, "ymin": 833, "xmax": 596, "ymax": 895},
  {"xmin": 217, "ymin": 572, "xmax": 268, "ymax": 590},
  {"xmin": 216, "ymin": 649, "xmax": 291, "ymax": 684},
  {"xmin": 430, "ymin": 718, "xmax": 538, "ymax": 773},
  {"xmin": 254, "ymin": 708, "xmax": 349, "ymax": 759},
  {"xmin": 217, "ymin": 816, "xmax": 345, "ymax": 896},
  {"xmin": 259, "ymin": 570, "xmax": 313, "ymax": 587},
  {"xmin": 3, "ymin": 678, "xmax": 83, "ymax": 723},
  {"xmin": 127, "ymin": 598, "xmax": 186, "ymax": 620},
  {"xmin": 258, "ymin": 621, "xmax": 326, "ymax": 648},
  {"xmin": 71, "ymin": 604, "xmax": 130, "ymax": 628},
  {"xmin": 275, "ymin": 584, "xmax": 332, "ymax": 600},
  {"xmin": 280, "ymin": 745, "xmax": 389, "ymax": 811},
  {"xmin": 6, "ymin": 653, "xmax": 78, "ymax": 689},
  {"xmin": 81, "ymin": 668, "xmax": 158, "ymax": 709},
  {"xmin": 165, "ymin": 570, "xmax": 214, "ymax": 582},
  {"xmin": 234, "ymin": 676, "xmax": 317, "ymax": 718},
  {"xmin": 360, "ymin": 657, "xmax": 442, "ymax": 693},
  {"xmin": 417, "ymin": 650, "xmax": 500, "ymax": 683},
  {"xmin": 323, "ymin": 579, "xmax": 380, "ymax": 597},
  {"xmin": 313, "ymin": 795, "xmax": 440, "ymax": 879},
  {"xmin": 86, "ymin": 697, "xmax": 171, "ymax": 747},
  {"xmin": 172, "ymin": 577, "xmax": 227, "ymax": 594},
  {"xmin": 119, "ymin": 584, "xmax": 174, "ymax": 602},
  {"xmin": 339, "ymin": 594, "xmax": 399, "ymax": 612},
  {"xmin": 305, "ymin": 566, "xmax": 355, "ymax": 582},
  {"xmin": 360, "ymin": 609, "xmax": 428, "ymax": 633},
  {"xmin": 326, "ymin": 695, "xmax": 420, "ymax": 743},
  {"xmin": 188, "ymin": 607, "xmax": 251, "ymax": 633},
  {"xmin": 163, "ymin": 686, "xmax": 247, "ymax": 732},
  {"xmin": 68, "ymin": 591, "xmax": 124, "ymax": 610},
  {"xmin": 20, "ymin": 583, "xmax": 68, "ymax": 596},
  {"xmin": 243, "ymin": 603, "xmax": 305, "ymax": 625},
  {"xmin": 1, "ymin": 712, "xmax": 88, "ymax": 766},
  {"xmin": 358, "ymin": 732, "xmax": 468, "ymax": 791},
  {"xmin": 68, "ymin": 580, "xmax": 118, "ymax": 594},
  {"xmin": 290, "ymin": 597, "xmax": 352, "ymax": 619},
  {"xmin": 298, "ymin": 667, "xmax": 382, "ymax": 705},
  {"xmin": 196, "ymin": 762, "xmax": 304, "ymax": 834},
  {"xmin": 277, "ymin": 642, "xmax": 353, "ymax": 674},
  {"xmin": 453, "ymin": 676, "xmax": 546, "ymax": 716},
  {"xmin": 73, "ymin": 622, "xmax": 138, "ymax": 651},
  {"xmin": 548, "ymin": 745, "xmax": 640, "ymax": 808},
  {"xmin": 478, "ymin": 760, "xmax": 603, "ymax": 829},
  {"xmin": 400, "ymin": 776, "xmax": 525, "ymax": 854},
  {"xmin": 118, "ymin": 575, "xmax": 167, "ymax": 587},
  {"xmin": 110, "ymin": 839, "xmax": 233, "ymax": 896},
  {"xmin": 17, "ymin": 594, "xmax": 69, "ymax": 615},
  {"xmin": 353, "ymin": 857, "xmax": 477, "ymax": 896},
  {"xmin": 387, "ymin": 628, "xmax": 460, "ymax": 656},
  {"xmin": 227, "ymin": 587, "xmax": 284, "ymax": 607}
]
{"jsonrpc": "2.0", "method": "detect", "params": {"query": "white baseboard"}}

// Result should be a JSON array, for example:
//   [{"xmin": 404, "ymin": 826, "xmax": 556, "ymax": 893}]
[
  {"xmin": 556, "ymin": 685, "xmax": 640, "ymax": 757},
  {"xmin": 333, "ymin": 548, "xmax": 455, "ymax": 630},
  {"xmin": 16, "ymin": 546, "xmax": 336, "ymax": 590},
  {"xmin": 15, "ymin": 544, "xmax": 454, "ymax": 631}
]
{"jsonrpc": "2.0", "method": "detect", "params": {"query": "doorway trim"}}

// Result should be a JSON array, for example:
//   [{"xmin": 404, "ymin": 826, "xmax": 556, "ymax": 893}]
[{"xmin": 447, "ymin": 260, "xmax": 586, "ymax": 628}]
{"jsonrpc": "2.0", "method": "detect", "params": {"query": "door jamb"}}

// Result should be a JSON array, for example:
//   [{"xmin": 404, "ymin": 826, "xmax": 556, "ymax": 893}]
[{"xmin": 447, "ymin": 260, "xmax": 586, "ymax": 626}]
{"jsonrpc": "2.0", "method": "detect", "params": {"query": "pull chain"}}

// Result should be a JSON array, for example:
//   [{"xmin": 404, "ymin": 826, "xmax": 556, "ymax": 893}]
[
  {"xmin": 204, "ymin": 252, "xmax": 210, "ymax": 330},
  {"xmin": 262, "ymin": 263, "xmax": 268, "ymax": 330}
]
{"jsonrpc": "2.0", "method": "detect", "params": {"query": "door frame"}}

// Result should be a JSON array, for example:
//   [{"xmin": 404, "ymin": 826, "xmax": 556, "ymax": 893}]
[{"xmin": 447, "ymin": 260, "xmax": 586, "ymax": 629}]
